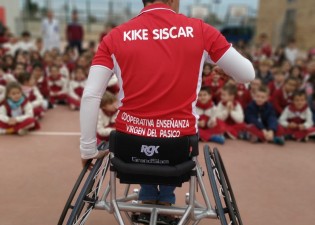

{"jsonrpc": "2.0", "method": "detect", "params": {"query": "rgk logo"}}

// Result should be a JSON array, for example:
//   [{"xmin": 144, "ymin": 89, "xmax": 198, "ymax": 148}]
[{"xmin": 141, "ymin": 145, "xmax": 160, "ymax": 157}]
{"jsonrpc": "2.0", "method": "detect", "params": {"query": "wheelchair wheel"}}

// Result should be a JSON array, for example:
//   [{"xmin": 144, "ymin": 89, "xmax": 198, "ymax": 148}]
[
  {"xmin": 204, "ymin": 145, "xmax": 228, "ymax": 225},
  {"xmin": 58, "ymin": 159, "xmax": 92, "ymax": 225},
  {"xmin": 66, "ymin": 154, "xmax": 110, "ymax": 225},
  {"xmin": 213, "ymin": 148, "xmax": 243, "ymax": 225}
]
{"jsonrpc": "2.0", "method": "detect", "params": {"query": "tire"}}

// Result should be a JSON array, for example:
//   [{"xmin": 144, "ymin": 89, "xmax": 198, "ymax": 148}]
[
  {"xmin": 58, "ymin": 159, "xmax": 92, "ymax": 225},
  {"xmin": 213, "ymin": 148, "xmax": 243, "ymax": 225},
  {"xmin": 66, "ymin": 154, "xmax": 110, "ymax": 225},
  {"xmin": 204, "ymin": 145, "xmax": 228, "ymax": 225}
]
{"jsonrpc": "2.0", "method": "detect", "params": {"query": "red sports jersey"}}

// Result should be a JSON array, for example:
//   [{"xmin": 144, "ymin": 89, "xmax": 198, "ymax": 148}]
[{"xmin": 92, "ymin": 3, "xmax": 230, "ymax": 138}]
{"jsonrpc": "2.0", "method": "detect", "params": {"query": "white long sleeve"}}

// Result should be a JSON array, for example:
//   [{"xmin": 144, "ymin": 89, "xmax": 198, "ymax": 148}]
[
  {"xmin": 217, "ymin": 47, "xmax": 255, "ymax": 83},
  {"xmin": 80, "ymin": 66, "xmax": 113, "ymax": 159}
]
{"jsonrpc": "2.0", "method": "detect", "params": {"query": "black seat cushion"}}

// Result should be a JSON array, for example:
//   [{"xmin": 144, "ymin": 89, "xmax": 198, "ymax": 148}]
[{"xmin": 109, "ymin": 131, "xmax": 199, "ymax": 186}]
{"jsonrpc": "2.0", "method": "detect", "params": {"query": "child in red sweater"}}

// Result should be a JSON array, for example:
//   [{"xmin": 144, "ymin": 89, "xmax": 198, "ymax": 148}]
[
  {"xmin": 48, "ymin": 65, "xmax": 68, "ymax": 105},
  {"xmin": 196, "ymin": 86, "xmax": 225, "ymax": 144},
  {"xmin": 271, "ymin": 76, "xmax": 299, "ymax": 116}
]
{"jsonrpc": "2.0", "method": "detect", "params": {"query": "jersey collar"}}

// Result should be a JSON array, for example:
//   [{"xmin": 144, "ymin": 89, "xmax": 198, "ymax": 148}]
[{"xmin": 139, "ymin": 3, "xmax": 176, "ymax": 16}]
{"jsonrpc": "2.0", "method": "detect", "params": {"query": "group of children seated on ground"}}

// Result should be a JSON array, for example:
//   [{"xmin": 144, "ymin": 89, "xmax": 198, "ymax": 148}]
[
  {"xmin": 1, "ymin": 31, "xmax": 315, "ymax": 144},
  {"xmin": 0, "ymin": 43, "xmax": 119, "ymax": 136},
  {"xmin": 196, "ymin": 62, "xmax": 315, "ymax": 145}
]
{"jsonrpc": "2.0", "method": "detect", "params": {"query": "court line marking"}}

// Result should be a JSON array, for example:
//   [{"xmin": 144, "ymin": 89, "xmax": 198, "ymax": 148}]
[{"xmin": 31, "ymin": 131, "xmax": 81, "ymax": 136}]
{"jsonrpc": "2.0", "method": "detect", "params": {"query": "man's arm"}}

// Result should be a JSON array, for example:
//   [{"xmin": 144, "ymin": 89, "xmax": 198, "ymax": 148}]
[
  {"xmin": 216, "ymin": 47, "xmax": 255, "ymax": 83},
  {"xmin": 80, "ymin": 65, "xmax": 113, "ymax": 159}
]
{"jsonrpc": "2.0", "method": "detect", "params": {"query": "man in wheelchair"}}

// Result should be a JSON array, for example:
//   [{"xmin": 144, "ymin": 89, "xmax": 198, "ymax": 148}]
[{"xmin": 77, "ymin": 0, "xmax": 255, "ymax": 224}]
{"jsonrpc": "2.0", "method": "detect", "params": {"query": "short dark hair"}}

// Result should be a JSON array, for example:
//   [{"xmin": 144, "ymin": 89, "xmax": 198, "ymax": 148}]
[
  {"xmin": 222, "ymin": 83, "xmax": 237, "ymax": 96},
  {"xmin": 17, "ymin": 72, "xmax": 32, "ymax": 84},
  {"xmin": 200, "ymin": 86, "xmax": 211, "ymax": 94},
  {"xmin": 5, "ymin": 82, "xmax": 22, "ymax": 99},
  {"xmin": 257, "ymin": 85, "xmax": 270, "ymax": 95},
  {"xmin": 284, "ymin": 76, "xmax": 299, "ymax": 84},
  {"xmin": 293, "ymin": 90, "xmax": 306, "ymax": 99},
  {"xmin": 142, "ymin": 0, "xmax": 167, "ymax": 6}
]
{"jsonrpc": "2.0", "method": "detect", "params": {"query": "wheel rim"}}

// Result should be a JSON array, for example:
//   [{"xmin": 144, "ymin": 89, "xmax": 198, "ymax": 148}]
[
  {"xmin": 213, "ymin": 148, "xmax": 243, "ymax": 225},
  {"xmin": 204, "ymin": 145, "xmax": 228, "ymax": 225},
  {"xmin": 67, "ymin": 155, "xmax": 110, "ymax": 225}
]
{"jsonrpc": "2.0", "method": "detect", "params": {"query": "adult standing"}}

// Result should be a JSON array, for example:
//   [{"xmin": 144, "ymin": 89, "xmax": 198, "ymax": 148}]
[
  {"xmin": 41, "ymin": 10, "xmax": 60, "ymax": 51},
  {"xmin": 80, "ymin": 0, "xmax": 255, "ymax": 214},
  {"xmin": 66, "ymin": 10, "xmax": 84, "ymax": 54}
]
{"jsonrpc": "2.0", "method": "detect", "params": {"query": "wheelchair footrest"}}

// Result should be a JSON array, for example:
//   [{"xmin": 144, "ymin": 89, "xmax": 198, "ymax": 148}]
[{"xmin": 131, "ymin": 213, "xmax": 180, "ymax": 225}]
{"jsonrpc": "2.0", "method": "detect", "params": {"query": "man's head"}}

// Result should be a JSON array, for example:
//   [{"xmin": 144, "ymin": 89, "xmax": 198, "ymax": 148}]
[{"xmin": 142, "ymin": 0, "xmax": 180, "ymax": 13}]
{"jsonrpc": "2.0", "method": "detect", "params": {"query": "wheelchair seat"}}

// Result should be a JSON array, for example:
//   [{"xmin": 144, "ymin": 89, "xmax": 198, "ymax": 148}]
[{"xmin": 109, "ymin": 131, "xmax": 199, "ymax": 187}]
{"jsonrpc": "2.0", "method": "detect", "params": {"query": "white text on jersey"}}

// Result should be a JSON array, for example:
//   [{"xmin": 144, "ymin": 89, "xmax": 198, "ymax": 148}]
[{"xmin": 123, "ymin": 26, "xmax": 194, "ymax": 41}]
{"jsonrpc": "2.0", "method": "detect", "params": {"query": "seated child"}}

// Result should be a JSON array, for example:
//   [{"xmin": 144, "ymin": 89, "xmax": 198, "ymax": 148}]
[
  {"xmin": 216, "ymin": 83, "xmax": 246, "ymax": 139},
  {"xmin": 107, "ymin": 74, "xmax": 120, "ymax": 95},
  {"xmin": 0, "ymin": 66, "xmax": 16, "ymax": 104},
  {"xmin": 271, "ymin": 76, "xmax": 299, "ymax": 116},
  {"xmin": 208, "ymin": 68, "xmax": 226, "ymax": 104},
  {"xmin": 268, "ymin": 67, "xmax": 285, "ymax": 96},
  {"xmin": 67, "ymin": 67, "xmax": 86, "ymax": 110},
  {"xmin": 31, "ymin": 63, "xmax": 50, "ymax": 102},
  {"xmin": 279, "ymin": 90, "xmax": 315, "ymax": 141},
  {"xmin": 97, "ymin": 91, "xmax": 118, "ymax": 142},
  {"xmin": 48, "ymin": 65, "xmax": 68, "ymax": 105},
  {"xmin": 245, "ymin": 85, "xmax": 285, "ymax": 145},
  {"xmin": 196, "ymin": 86, "xmax": 225, "ymax": 144},
  {"xmin": 0, "ymin": 82, "xmax": 36, "ymax": 135},
  {"xmin": 17, "ymin": 72, "xmax": 45, "ymax": 119},
  {"xmin": 201, "ymin": 63, "xmax": 212, "ymax": 87},
  {"xmin": 236, "ymin": 83, "xmax": 251, "ymax": 109}
]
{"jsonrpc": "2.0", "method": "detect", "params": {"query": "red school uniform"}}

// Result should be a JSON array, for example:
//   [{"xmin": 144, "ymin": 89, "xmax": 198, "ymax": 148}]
[
  {"xmin": 279, "ymin": 104, "xmax": 315, "ymax": 141},
  {"xmin": 0, "ymin": 98, "xmax": 37, "ymax": 133},
  {"xmin": 216, "ymin": 101, "xmax": 247, "ymax": 139},
  {"xmin": 271, "ymin": 88, "xmax": 293, "ymax": 116},
  {"xmin": 67, "ymin": 79, "xmax": 86, "ymax": 108},
  {"xmin": 236, "ymin": 84, "xmax": 251, "ymax": 109},
  {"xmin": 22, "ymin": 86, "xmax": 45, "ymax": 119},
  {"xmin": 196, "ymin": 100, "xmax": 224, "ymax": 141},
  {"xmin": 268, "ymin": 81, "xmax": 283, "ymax": 96},
  {"xmin": 48, "ymin": 74, "xmax": 68, "ymax": 104},
  {"xmin": 96, "ymin": 109, "xmax": 117, "ymax": 142}
]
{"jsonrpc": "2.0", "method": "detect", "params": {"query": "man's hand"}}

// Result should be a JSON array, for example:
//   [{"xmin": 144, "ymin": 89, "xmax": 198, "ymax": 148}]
[{"xmin": 81, "ymin": 150, "xmax": 109, "ymax": 169}]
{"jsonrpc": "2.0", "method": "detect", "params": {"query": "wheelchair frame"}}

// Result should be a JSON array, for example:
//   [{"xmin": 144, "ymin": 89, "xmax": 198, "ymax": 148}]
[{"xmin": 58, "ymin": 144, "xmax": 243, "ymax": 225}]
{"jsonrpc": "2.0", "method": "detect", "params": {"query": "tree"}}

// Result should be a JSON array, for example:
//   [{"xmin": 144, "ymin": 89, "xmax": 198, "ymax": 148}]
[{"xmin": 24, "ymin": 0, "xmax": 39, "ymax": 18}]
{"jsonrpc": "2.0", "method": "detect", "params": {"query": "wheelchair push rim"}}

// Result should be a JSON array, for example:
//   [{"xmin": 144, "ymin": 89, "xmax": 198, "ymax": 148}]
[
  {"xmin": 204, "ymin": 145, "xmax": 243, "ymax": 225},
  {"xmin": 66, "ymin": 155, "xmax": 110, "ymax": 225},
  {"xmin": 58, "ymin": 159, "xmax": 92, "ymax": 225}
]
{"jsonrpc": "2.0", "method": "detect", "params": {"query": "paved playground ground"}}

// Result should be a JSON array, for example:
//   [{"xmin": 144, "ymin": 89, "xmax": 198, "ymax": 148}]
[{"xmin": 1, "ymin": 106, "xmax": 315, "ymax": 225}]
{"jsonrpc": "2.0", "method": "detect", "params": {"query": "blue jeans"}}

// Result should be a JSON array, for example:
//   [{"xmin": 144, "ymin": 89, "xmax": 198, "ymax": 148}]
[{"xmin": 139, "ymin": 185, "xmax": 176, "ymax": 204}]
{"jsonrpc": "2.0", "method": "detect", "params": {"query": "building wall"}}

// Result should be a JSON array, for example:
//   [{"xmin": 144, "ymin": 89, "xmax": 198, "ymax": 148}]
[
  {"xmin": 295, "ymin": 0, "xmax": 315, "ymax": 49},
  {"xmin": 0, "ymin": 0, "xmax": 20, "ymax": 33},
  {"xmin": 256, "ymin": 0, "xmax": 315, "ymax": 50}
]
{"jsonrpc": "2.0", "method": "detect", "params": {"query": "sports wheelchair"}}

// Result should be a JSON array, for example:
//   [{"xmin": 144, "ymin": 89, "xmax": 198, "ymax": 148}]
[{"xmin": 58, "ymin": 131, "xmax": 243, "ymax": 225}]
